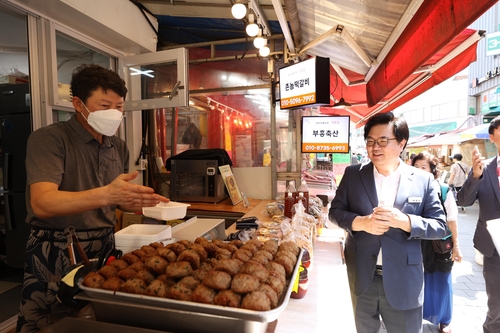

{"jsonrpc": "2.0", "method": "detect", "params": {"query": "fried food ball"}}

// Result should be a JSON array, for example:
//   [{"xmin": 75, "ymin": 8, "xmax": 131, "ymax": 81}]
[
  {"xmin": 240, "ymin": 242, "xmax": 258, "ymax": 253},
  {"xmin": 262, "ymin": 240, "xmax": 278, "ymax": 255},
  {"xmin": 225, "ymin": 243, "xmax": 239, "ymax": 253},
  {"xmin": 166, "ymin": 242, "xmax": 187, "ymax": 256},
  {"xmin": 131, "ymin": 249, "xmax": 147, "ymax": 259},
  {"xmin": 192, "ymin": 269, "xmax": 208, "ymax": 282},
  {"xmin": 240, "ymin": 261, "xmax": 269, "ymax": 283},
  {"xmin": 258, "ymin": 284, "xmax": 279, "ymax": 309},
  {"xmin": 200, "ymin": 242, "xmax": 219, "ymax": 257},
  {"xmin": 212, "ymin": 239, "xmax": 226, "ymax": 248},
  {"xmin": 232, "ymin": 249, "xmax": 253, "ymax": 262},
  {"xmin": 100, "ymin": 276, "xmax": 124, "ymax": 291},
  {"xmin": 144, "ymin": 255, "xmax": 168, "ymax": 275},
  {"xmin": 213, "ymin": 258, "xmax": 244, "ymax": 276},
  {"xmin": 121, "ymin": 253, "xmax": 140, "ymax": 265},
  {"xmin": 274, "ymin": 255, "xmax": 294, "ymax": 278},
  {"xmin": 278, "ymin": 241, "xmax": 300, "ymax": 257},
  {"xmin": 228, "ymin": 239, "xmax": 244, "ymax": 249},
  {"xmin": 168, "ymin": 282, "xmax": 192, "ymax": 301},
  {"xmin": 119, "ymin": 278, "xmax": 147, "ymax": 295},
  {"xmin": 149, "ymin": 242, "xmax": 164, "ymax": 249},
  {"xmin": 202, "ymin": 270, "xmax": 232, "ymax": 290},
  {"xmin": 145, "ymin": 279, "xmax": 169, "ymax": 297},
  {"xmin": 231, "ymin": 273, "xmax": 260, "ymax": 294},
  {"xmin": 177, "ymin": 249, "xmax": 201, "ymax": 270},
  {"xmin": 165, "ymin": 261, "xmax": 193, "ymax": 279},
  {"xmin": 213, "ymin": 289, "xmax": 242, "ymax": 308},
  {"xmin": 109, "ymin": 259, "xmax": 129, "ymax": 270},
  {"xmin": 268, "ymin": 269, "xmax": 286, "ymax": 286},
  {"xmin": 117, "ymin": 268, "xmax": 137, "ymax": 280},
  {"xmin": 215, "ymin": 247, "xmax": 232, "ymax": 259},
  {"xmin": 254, "ymin": 250, "xmax": 273, "ymax": 261},
  {"xmin": 129, "ymin": 261, "xmax": 146, "ymax": 272},
  {"xmin": 246, "ymin": 239, "xmax": 263, "ymax": 250},
  {"xmin": 265, "ymin": 272, "xmax": 285, "ymax": 297},
  {"xmin": 241, "ymin": 291, "xmax": 271, "ymax": 311},
  {"xmin": 276, "ymin": 250, "xmax": 298, "ymax": 266},
  {"xmin": 194, "ymin": 236, "xmax": 209, "ymax": 244},
  {"xmin": 250, "ymin": 254, "xmax": 269, "ymax": 265},
  {"xmin": 82, "ymin": 272, "xmax": 105, "ymax": 288},
  {"xmin": 178, "ymin": 275, "xmax": 200, "ymax": 290},
  {"xmin": 266, "ymin": 262, "xmax": 286, "ymax": 278},
  {"xmin": 189, "ymin": 243, "xmax": 208, "ymax": 262},
  {"xmin": 135, "ymin": 270, "xmax": 156, "ymax": 284},
  {"xmin": 191, "ymin": 284, "xmax": 216, "ymax": 304},
  {"xmin": 156, "ymin": 247, "xmax": 177, "ymax": 263},
  {"xmin": 178, "ymin": 239, "xmax": 192, "ymax": 248},
  {"xmin": 97, "ymin": 265, "xmax": 118, "ymax": 279},
  {"xmin": 157, "ymin": 274, "xmax": 177, "ymax": 287},
  {"xmin": 140, "ymin": 245, "xmax": 156, "ymax": 254}
]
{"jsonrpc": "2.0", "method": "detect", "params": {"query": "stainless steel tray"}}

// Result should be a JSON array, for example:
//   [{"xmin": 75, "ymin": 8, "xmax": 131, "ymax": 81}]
[{"xmin": 75, "ymin": 249, "xmax": 303, "ymax": 333}]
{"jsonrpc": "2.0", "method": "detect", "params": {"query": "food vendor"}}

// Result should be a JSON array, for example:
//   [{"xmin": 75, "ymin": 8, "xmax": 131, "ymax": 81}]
[{"xmin": 16, "ymin": 64, "xmax": 169, "ymax": 333}]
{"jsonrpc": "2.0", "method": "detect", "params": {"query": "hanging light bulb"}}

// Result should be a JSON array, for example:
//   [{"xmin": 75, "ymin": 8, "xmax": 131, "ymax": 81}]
[
  {"xmin": 253, "ymin": 29, "xmax": 266, "ymax": 48},
  {"xmin": 246, "ymin": 13, "xmax": 259, "ymax": 37},
  {"xmin": 231, "ymin": 1, "xmax": 247, "ymax": 19},
  {"xmin": 259, "ymin": 39, "xmax": 270, "ymax": 57}
]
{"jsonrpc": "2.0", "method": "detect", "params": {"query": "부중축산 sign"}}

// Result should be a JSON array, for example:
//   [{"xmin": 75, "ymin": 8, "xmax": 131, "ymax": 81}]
[{"xmin": 301, "ymin": 116, "xmax": 350, "ymax": 153}]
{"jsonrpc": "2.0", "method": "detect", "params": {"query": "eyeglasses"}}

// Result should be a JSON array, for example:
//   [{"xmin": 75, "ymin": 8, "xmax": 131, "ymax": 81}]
[{"xmin": 365, "ymin": 137, "xmax": 397, "ymax": 147}]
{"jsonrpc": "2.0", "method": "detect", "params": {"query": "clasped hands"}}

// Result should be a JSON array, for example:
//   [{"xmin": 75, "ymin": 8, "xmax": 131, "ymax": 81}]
[{"xmin": 354, "ymin": 206, "xmax": 410, "ymax": 235}]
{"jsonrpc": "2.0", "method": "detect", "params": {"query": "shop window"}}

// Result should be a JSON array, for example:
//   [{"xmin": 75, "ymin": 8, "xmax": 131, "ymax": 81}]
[{"xmin": 48, "ymin": 24, "xmax": 118, "ymax": 111}]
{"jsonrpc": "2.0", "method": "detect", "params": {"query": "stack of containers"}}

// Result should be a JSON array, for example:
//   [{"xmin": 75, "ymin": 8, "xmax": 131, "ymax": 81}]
[{"xmin": 115, "ymin": 202, "xmax": 190, "ymax": 253}]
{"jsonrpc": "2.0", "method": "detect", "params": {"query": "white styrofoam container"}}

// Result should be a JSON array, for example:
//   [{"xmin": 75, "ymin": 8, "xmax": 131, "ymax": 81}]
[
  {"xmin": 142, "ymin": 202, "xmax": 190, "ymax": 221},
  {"xmin": 115, "ymin": 224, "xmax": 172, "ymax": 253}
]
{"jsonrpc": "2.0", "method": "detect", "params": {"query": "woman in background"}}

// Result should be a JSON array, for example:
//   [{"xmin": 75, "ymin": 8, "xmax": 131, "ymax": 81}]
[{"xmin": 412, "ymin": 151, "xmax": 463, "ymax": 333}]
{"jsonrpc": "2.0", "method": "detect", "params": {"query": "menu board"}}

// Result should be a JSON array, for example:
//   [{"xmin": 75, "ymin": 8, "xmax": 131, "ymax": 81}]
[{"xmin": 218, "ymin": 165, "xmax": 243, "ymax": 205}]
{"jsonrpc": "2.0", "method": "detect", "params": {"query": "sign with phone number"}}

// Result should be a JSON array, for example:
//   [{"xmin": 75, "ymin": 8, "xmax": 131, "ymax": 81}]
[
  {"xmin": 302, "ymin": 143, "xmax": 349, "ymax": 153},
  {"xmin": 281, "ymin": 92, "xmax": 316, "ymax": 108}
]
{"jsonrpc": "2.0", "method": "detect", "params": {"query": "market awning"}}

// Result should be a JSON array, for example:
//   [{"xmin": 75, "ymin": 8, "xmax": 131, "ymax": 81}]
[
  {"xmin": 409, "ymin": 121, "xmax": 457, "ymax": 139},
  {"xmin": 319, "ymin": 0, "xmax": 497, "ymax": 127},
  {"xmin": 320, "ymin": 28, "xmax": 485, "ymax": 126},
  {"xmin": 407, "ymin": 129, "xmax": 467, "ymax": 148},
  {"xmin": 459, "ymin": 123, "xmax": 491, "ymax": 140}
]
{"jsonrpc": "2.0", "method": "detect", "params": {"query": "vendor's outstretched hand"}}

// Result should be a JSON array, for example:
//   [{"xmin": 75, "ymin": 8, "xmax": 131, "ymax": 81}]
[{"xmin": 108, "ymin": 171, "xmax": 169, "ymax": 211}]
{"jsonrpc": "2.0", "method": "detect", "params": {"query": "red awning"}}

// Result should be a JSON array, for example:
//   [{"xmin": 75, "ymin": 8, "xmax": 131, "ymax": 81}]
[
  {"xmin": 321, "ymin": 28, "xmax": 482, "ymax": 126},
  {"xmin": 321, "ymin": 0, "xmax": 497, "ymax": 127}
]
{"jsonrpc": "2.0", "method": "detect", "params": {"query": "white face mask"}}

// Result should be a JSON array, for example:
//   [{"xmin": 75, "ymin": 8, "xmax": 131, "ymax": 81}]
[{"xmin": 82, "ymin": 103, "xmax": 123, "ymax": 136}]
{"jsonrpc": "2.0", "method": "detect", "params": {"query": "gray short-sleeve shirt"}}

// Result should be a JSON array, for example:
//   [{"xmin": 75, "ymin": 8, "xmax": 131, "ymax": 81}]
[{"xmin": 25, "ymin": 115, "xmax": 129, "ymax": 230}]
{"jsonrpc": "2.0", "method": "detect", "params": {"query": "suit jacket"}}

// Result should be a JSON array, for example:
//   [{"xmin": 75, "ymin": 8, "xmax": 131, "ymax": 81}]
[
  {"xmin": 329, "ymin": 162, "xmax": 447, "ymax": 310},
  {"xmin": 457, "ymin": 157, "xmax": 499, "ymax": 257}
]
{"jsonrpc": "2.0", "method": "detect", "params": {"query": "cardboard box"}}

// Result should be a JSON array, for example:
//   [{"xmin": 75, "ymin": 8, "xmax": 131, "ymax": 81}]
[
  {"xmin": 122, "ymin": 212, "xmax": 144, "ymax": 228},
  {"xmin": 0, "ymin": 75, "xmax": 29, "ymax": 85}
]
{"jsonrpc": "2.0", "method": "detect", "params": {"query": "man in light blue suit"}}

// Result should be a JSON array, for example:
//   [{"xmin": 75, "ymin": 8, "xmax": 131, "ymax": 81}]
[
  {"xmin": 457, "ymin": 116, "xmax": 500, "ymax": 333},
  {"xmin": 329, "ymin": 112, "xmax": 447, "ymax": 333}
]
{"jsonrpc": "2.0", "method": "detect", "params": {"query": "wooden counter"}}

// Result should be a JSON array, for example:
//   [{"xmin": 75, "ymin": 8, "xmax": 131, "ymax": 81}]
[
  {"xmin": 185, "ymin": 198, "xmax": 271, "ymax": 229},
  {"xmin": 186, "ymin": 197, "xmax": 263, "ymax": 215}
]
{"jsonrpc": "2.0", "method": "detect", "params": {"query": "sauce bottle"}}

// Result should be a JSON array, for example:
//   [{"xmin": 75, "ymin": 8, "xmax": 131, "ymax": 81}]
[
  {"xmin": 295, "ymin": 192, "xmax": 307, "ymax": 211},
  {"xmin": 290, "ymin": 265, "xmax": 309, "ymax": 299},
  {"xmin": 285, "ymin": 180, "xmax": 297, "ymax": 200},
  {"xmin": 284, "ymin": 192, "xmax": 295, "ymax": 218},
  {"xmin": 297, "ymin": 180, "xmax": 309, "ymax": 212}
]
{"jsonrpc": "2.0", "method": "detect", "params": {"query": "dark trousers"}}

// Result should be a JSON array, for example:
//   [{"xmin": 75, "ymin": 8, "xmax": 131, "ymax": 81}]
[
  {"xmin": 483, "ymin": 253, "xmax": 500, "ymax": 333},
  {"xmin": 351, "ymin": 274, "xmax": 423, "ymax": 333}
]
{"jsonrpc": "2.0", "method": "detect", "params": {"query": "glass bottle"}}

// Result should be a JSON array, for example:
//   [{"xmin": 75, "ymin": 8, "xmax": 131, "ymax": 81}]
[
  {"xmin": 297, "ymin": 180, "xmax": 309, "ymax": 212},
  {"xmin": 290, "ymin": 265, "xmax": 309, "ymax": 299},
  {"xmin": 284, "ymin": 192, "xmax": 295, "ymax": 218}
]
